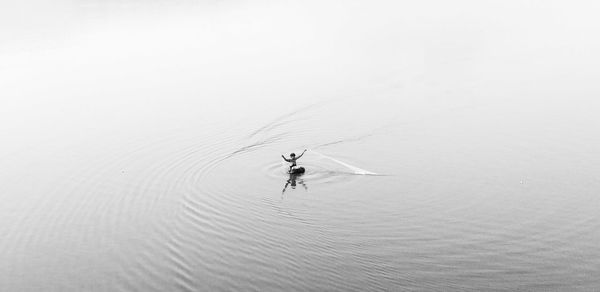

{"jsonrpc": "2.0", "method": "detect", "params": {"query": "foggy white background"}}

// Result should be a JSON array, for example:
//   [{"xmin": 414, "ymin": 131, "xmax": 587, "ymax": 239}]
[{"xmin": 3, "ymin": 0, "xmax": 600, "ymax": 177}]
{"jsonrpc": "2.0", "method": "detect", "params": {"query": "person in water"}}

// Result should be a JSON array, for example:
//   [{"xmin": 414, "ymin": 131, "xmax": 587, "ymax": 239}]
[{"xmin": 281, "ymin": 149, "xmax": 307, "ymax": 172}]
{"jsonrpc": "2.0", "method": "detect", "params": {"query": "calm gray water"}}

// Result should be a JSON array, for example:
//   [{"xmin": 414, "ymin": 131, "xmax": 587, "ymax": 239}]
[{"xmin": 2, "ymin": 1, "xmax": 600, "ymax": 291}]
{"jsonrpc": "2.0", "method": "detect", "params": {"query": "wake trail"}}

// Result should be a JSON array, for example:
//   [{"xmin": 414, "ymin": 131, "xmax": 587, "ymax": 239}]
[
  {"xmin": 246, "ymin": 102, "xmax": 322, "ymax": 139},
  {"xmin": 310, "ymin": 150, "xmax": 377, "ymax": 175}
]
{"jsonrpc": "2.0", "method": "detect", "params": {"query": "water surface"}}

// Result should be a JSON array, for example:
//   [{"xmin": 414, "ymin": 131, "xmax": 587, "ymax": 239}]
[{"xmin": 1, "ymin": 1, "xmax": 600, "ymax": 291}]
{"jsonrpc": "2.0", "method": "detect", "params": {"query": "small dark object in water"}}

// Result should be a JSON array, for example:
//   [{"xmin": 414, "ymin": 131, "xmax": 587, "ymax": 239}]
[{"xmin": 289, "ymin": 167, "xmax": 305, "ymax": 174}]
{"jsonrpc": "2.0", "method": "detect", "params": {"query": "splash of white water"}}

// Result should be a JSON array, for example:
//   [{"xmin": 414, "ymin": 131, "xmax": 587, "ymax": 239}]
[{"xmin": 310, "ymin": 150, "xmax": 377, "ymax": 175}]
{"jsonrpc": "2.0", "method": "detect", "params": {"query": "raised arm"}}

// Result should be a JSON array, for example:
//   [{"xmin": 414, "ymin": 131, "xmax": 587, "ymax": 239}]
[
  {"xmin": 281, "ymin": 155, "xmax": 290, "ymax": 162},
  {"xmin": 296, "ymin": 149, "xmax": 307, "ymax": 159}
]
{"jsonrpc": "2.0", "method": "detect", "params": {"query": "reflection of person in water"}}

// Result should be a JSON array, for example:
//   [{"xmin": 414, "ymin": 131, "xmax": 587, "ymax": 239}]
[{"xmin": 282, "ymin": 173, "xmax": 308, "ymax": 194}]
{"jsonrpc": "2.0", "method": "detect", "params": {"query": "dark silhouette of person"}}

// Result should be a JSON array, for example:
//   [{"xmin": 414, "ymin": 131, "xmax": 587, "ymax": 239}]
[{"xmin": 281, "ymin": 149, "xmax": 307, "ymax": 173}]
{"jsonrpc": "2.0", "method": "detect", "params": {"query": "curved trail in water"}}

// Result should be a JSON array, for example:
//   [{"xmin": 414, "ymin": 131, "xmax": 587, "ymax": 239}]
[{"xmin": 247, "ymin": 102, "xmax": 324, "ymax": 139}]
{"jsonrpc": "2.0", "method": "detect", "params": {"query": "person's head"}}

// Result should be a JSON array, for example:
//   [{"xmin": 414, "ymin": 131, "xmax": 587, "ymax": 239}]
[{"xmin": 290, "ymin": 153, "xmax": 296, "ymax": 157}]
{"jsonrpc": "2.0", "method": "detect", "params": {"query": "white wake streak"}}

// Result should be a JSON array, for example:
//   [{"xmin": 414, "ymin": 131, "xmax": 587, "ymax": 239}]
[{"xmin": 310, "ymin": 150, "xmax": 377, "ymax": 175}]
